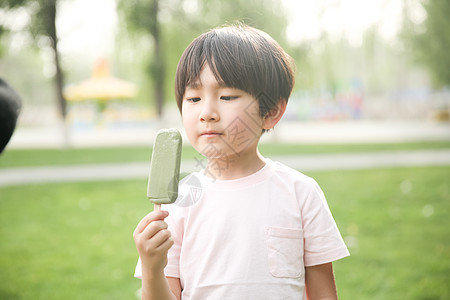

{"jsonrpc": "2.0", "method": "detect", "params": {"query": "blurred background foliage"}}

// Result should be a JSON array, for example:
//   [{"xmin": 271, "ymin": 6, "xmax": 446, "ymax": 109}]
[
  {"xmin": 0, "ymin": 0, "xmax": 449, "ymax": 125},
  {"xmin": 402, "ymin": 0, "xmax": 450, "ymax": 87}
]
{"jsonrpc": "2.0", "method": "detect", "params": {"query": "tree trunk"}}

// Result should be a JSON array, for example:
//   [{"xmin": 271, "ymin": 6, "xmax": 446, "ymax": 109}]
[
  {"xmin": 150, "ymin": 0, "xmax": 165, "ymax": 119},
  {"xmin": 42, "ymin": 0, "xmax": 69, "ymax": 146},
  {"xmin": 43, "ymin": 0, "xmax": 66, "ymax": 118}
]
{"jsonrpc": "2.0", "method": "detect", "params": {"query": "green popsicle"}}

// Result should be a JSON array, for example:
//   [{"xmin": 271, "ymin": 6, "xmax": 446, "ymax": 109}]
[{"xmin": 147, "ymin": 128, "xmax": 182, "ymax": 210}]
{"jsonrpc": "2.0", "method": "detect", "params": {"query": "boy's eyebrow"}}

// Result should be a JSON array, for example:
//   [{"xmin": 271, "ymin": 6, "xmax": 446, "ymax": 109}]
[{"xmin": 186, "ymin": 80, "xmax": 228, "ymax": 89}]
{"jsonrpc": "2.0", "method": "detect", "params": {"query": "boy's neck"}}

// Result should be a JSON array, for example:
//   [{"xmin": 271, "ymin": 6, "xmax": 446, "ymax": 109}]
[{"xmin": 204, "ymin": 149, "xmax": 266, "ymax": 181}]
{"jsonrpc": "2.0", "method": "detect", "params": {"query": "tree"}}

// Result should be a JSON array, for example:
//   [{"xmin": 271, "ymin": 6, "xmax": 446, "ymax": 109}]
[
  {"xmin": 117, "ymin": 0, "xmax": 289, "ymax": 118},
  {"xmin": 1, "ymin": 0, "xmax": 67, "ymax": 121},
  {"xmin": 403, "ymin": 0, "xmax": 450, "ymax": 87},
  {"xmin": 118, "ymin": 0, "xmax": 166, "ymax": 118}
]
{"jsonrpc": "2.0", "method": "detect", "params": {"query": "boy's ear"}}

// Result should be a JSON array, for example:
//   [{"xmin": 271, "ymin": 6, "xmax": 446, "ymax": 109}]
[{"xmin": 262, "ymin": 99, "xmax": 287, "ymax": 130}]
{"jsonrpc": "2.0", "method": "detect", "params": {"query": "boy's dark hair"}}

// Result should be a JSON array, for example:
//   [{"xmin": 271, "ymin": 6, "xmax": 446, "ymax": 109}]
[{"xmin": 175, "ymin": 24, "xmax": 295, "ymax": 118}]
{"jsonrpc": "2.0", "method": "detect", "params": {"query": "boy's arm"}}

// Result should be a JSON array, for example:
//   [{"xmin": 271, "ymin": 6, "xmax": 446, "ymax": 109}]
[
  {"xmin": 305, "ymin": 262, "xmax": 338, "ymax": 300},
  {"xmin": 134, "ymin": 210, "xmax": 180, "ymax": 300},
  {"xmin": 140, "ymin": 273, "xmax": 180, "ymax": 300},
  {"xmin": 167, "ymin": 277, "xmax": 182, "ymax": 299}
]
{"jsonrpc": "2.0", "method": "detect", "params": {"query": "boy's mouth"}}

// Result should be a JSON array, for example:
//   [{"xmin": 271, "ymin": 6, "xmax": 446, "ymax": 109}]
[{"xmin": 200, "ymin": 131, "xmax": 223, "ymax": 137}]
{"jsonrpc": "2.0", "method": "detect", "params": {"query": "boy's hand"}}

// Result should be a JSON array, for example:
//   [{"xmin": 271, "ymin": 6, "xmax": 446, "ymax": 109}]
[{"xmin": 133, "ymin": 210, "xmax": 174, "ymax": 275}]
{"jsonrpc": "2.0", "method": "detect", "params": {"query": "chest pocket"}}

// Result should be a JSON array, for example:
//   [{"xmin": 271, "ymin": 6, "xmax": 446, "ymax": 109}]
[{"xmin": 265, "ymin": 226, "xmax": 304, "ymax": 278}]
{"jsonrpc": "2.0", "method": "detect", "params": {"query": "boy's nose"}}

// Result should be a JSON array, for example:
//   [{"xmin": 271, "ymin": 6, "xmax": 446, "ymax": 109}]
[{"xmin": 199, "ymin": 101, "xmax": 219, "ymax": 122}]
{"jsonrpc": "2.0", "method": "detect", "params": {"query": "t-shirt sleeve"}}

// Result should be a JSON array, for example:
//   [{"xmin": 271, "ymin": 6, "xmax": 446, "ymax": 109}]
[
  {"xmin": 134, "ymin": 257, "xmax": 142, "ymax": 279},
  {"xmin": 163, "ymin": 204, "xmax": 183, "ymax": 278},
  {"xmin": 300, "ymin": 180, "xmax": 349, "ymax": 267},
  {"xmin": 133, "ymin": 204, "xmax": 183, "ymax": 279}
]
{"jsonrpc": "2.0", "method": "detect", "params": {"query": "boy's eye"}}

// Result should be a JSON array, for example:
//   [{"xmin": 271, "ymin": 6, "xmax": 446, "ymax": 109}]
[
  {"xmin": 220, "ymin": 96, "xmax": 238, "ymax": 101},
  {"xmin": 186, "ymin": 97, "xmax": 201, "ymax": 103}
]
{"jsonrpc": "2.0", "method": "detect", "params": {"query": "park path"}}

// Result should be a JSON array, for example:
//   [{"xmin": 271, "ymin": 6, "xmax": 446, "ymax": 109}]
[
  {"xmin": 1, "ymin": 149, "xmax": 449, "ymax": 187},
  {"xmin": 2, "ymin": 120, "xmax": 450, "ymax": 187}
]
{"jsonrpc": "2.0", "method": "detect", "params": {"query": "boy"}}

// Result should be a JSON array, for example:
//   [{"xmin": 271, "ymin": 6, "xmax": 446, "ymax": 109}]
[{"xmin": 134, "ymin": 24, "xmax": 349, "ymax": 300}]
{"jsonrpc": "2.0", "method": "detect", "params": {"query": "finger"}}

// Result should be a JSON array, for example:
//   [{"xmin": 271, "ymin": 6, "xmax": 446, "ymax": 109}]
[
  {"xmin": 157, "ymin": 235, "xmax": 175, "ymax": 253},
  {"xmin": 140, "ymin": 220, "xmax": 169, "ymax": 240},
  {"xmin": 134, "ymin": 210, "xmax": 169, "ymax": 234},
  {"xmin": 148, "ymin": 228, "xmax": 172, "ymax": 249}
]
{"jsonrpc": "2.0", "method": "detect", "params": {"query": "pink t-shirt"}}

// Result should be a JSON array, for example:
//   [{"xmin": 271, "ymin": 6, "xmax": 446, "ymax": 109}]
[{"xmin": 135, "ymin": 159, "xmax": 349, "ymax": 299}]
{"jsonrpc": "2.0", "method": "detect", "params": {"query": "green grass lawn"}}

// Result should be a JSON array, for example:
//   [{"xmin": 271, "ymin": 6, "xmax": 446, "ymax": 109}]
[
  {"xmin": 0, "ymin": 166, "xmax": 449, "ymax": 299},
  {"xmin": 317, "ymin": 167, "xmax": 450, "ymax": 300},
  {"xmin": 1, "ymin": 140, "xmax": 449, "ymax": 168}
]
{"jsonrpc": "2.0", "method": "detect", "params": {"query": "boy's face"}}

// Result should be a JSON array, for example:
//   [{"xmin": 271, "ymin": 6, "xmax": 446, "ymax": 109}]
[{"xmin": 181, "ymin": 64, "xmax": 265, "ymax": 160}]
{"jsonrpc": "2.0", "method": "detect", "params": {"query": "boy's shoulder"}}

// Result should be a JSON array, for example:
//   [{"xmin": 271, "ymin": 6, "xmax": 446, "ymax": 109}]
[{"xmin": 267, "ymin": 159, "xmax": 318, "ymax": 187}]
